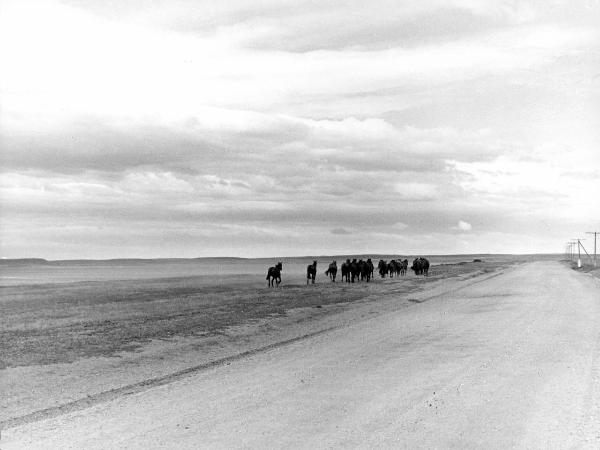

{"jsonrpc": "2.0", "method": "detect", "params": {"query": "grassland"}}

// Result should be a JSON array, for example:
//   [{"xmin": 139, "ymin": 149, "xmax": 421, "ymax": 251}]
[
  {"xmin": 1, "ymin": 259, "xmax": 516, "ymax": 369},
  {"xmin": 1, "ymin": 256, "xmax": 545, "ymax": 425}
]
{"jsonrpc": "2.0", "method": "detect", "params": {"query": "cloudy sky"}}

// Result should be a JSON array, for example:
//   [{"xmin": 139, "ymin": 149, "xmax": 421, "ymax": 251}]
[{"xmin": 1, "ymin": 0, "xmax": 599, "ymax": 259}]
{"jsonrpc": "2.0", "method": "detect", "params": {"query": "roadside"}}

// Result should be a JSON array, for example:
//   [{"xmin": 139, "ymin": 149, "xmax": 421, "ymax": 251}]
[{"xmin": 563, "ymin": 259, "xmax": 600, "ymax": 280}]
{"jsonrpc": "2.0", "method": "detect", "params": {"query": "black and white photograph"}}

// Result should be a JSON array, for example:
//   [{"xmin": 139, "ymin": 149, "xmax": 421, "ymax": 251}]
[{"xmin": 1, "ymin": 0, "xmax": 599, "ymax": 447}]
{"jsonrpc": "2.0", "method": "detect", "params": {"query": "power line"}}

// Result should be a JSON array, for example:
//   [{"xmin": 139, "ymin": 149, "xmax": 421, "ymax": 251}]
[{"xmin": 585, "ymin": 231, "xmax": 598, "ymax": 267}]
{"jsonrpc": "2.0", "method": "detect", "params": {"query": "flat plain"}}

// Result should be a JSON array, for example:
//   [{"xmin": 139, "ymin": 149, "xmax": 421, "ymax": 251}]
[{"xmin": 4, "ymin": 254, "xmax": 599, "ymax": 449}]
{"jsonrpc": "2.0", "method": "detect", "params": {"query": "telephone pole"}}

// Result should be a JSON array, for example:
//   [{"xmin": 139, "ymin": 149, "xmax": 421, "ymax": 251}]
[
  {"xmin": 585, "ymin": 231, "xmax": 598, "ymax": 267},
  {"xmin": 568, "ymin": 242, "xmax": 575, "ymax": 261},
  {"xmin": 570, "ymin": 239, "xmax": 583, "ymax": 267}
]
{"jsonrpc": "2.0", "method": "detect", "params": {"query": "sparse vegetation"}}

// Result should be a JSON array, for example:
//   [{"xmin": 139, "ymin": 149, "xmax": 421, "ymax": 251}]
[{"xmin": 0, "ymin": 259, "xmax": 515, "ymax": 368}]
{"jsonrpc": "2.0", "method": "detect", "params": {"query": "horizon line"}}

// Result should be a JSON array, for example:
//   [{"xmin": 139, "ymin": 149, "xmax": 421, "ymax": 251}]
[{"xmin": 0, "ymin": 252, "xmax": 563, "ymax": 263}]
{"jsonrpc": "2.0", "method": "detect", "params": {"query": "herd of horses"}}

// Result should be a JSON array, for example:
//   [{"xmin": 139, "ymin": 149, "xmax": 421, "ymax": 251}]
[{"xmin": 266, "ymin": 257, "xmax": 430, "ymax": 287}]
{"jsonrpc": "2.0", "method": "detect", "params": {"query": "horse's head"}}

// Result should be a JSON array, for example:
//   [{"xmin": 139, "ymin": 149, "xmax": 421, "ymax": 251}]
[{"xmin": 277, "ymin": 262, "xmax": 282, "ymax": 270}]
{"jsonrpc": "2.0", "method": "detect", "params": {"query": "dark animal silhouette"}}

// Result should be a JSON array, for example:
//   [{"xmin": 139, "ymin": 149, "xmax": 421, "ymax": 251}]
[
  {"xmin": 360, "ymin": 259, "xmax": 371, "ymax": 282},
  {"xmin": 411, "ymin": 257, "xmax": 430, "ymax": 276},
  {"xmin": 266, "ymin": 262, "xmax": 282, "ymax": 286},
  {"xmin": 306, "ymin": 260, "xmax": 317, "ymax": 284},
  {"xmin": 394, "ymin": 260, "xmax": 402, "ymax": 277},
  {"xmin": 367, "ymin": 258, "xmax": 374, "ymax": 280},
  {"xmin": 400, "ymin": 259, "xmax": 408, "ymax": 276},
  {"xmin": 325, "ymin": 260, "xmax": 337, "ymax": 282},
  {"xmin": 350, "ymin": 258, "xmax": 360, "ymax": 283},
  {"xmin": 341, "ymin": 259, "xmax": 351, "ymax": 282},
  {"xmin": 378, "ymin": 259, "xmax": 388, "ymax": 278},
  {"xmin": 387, "ymin": 260, "xmax": 398, "ymax": 278}
]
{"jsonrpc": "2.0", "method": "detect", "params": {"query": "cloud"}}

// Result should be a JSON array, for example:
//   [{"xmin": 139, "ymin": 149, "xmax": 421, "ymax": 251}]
[
  {"xmin": 0, "ymin": 0, "xmax": 598, "ymax": 258},
  {"xmin": 331, "ymin": 228, "xmax": 352, "ymax": 235},
  {"xmin": 454, "ymin": 220, "xmax": 473, "ymax": 231}
]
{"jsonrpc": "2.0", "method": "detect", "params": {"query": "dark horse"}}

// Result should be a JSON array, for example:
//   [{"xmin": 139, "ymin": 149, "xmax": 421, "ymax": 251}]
[
  {"xmin": 366, "ymin": 258, "xmax": 374, "ymax": 280},
  {"xmin": 411, "ymin": 257, "xmax": 430, "ymax": 276},
  {"xmin": 266, "ymin": 262, "xmax": 282, "ymax": 286},
  {"xmin": 341, "ymin": 259, "xmax": 351, "ymax": 282},
  {"xmin": 400, "ymin": 259, "xmax": 408, "ymax": 276},
  {"xmin": 325, "ymin": 260, "xmax": 337, "ymax": 282},
  {"xmin": 360, "ymin": 259, "xmax": 371, "ymax": 282},
  {"xmin": 378, "ymin": 259, "xmax": 388, "ymax": 278},
  {"xmin": 387, "ymin": 260, "xmax": 398, "ymax": 278},
  {"xmin": 306, "ymin": 260, "xmax": 317, "ymax": 284},
  {"xmin": 350, "ymin": 258, "xmax": 361, "ymax": 283}
]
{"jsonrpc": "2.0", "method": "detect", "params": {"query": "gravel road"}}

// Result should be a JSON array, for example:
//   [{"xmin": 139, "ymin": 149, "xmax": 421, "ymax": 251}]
[{"xmin": 3, "ymin": 261, "xmax": 600, "ymax": 449}]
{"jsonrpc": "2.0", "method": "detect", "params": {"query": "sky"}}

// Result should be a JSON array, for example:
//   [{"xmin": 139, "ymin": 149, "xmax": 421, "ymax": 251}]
[{"xmin": 0, "ymin": 0, "xmax": 599, "ymax": 259}]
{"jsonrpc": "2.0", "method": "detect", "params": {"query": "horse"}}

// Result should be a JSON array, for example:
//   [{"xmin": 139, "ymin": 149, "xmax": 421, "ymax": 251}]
[
  {"xmin": 400, "ymin": 259, "xmax": 408, "ymax": 276},
  {"xmin": 341, "ymin": 259, "xmax": 351, "ymax": 282},
  {"xmin": 378, "ymin": 259, "xmax": 388, "ymax": 278},
  {"xmin": 387, "ymin": 260, "xmax": 397, "ymax": 278},
  {"xmin": 306, "ymin": 260, "xmax": 317, "ymax": 284},
  {"xmin": 366, "ymin": 258, "xmax": 374, "ymax": 280},
  {"xmin": 422, "ymin": 258, "xmax": 430, "ymax": 276},
  {"xmin": 350, "ymin": 258, "xmax": 360, "ymax": 283},
  {"xmin": 394, "ymin": 260, "xmax": 402, "ymax": 277},
  {"xmin": 360, "ymin": 259, "xmax": 371, "ymax": 282},
  {"xmin": 266, "ymin": 262, "xmax": 282, "ymax": 287},
  {"xmin": 411, "ymin": 257, "xmax": 430, "ymax": 276},
  {"xmin": 325, "ymin": 260, "xmax": 337, "ymax": 282}
]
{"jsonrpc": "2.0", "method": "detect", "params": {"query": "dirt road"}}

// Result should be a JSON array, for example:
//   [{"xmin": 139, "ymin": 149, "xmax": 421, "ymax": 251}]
[{"xmin": 3, "ymin": 261, "xmax": 600, "ymax": 449}]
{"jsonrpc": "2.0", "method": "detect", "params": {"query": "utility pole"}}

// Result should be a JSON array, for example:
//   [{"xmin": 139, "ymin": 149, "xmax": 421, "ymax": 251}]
[
  {"xmin": 570, "ymin": 239, "xmax": 581, "ymax": 267},
  {"xmin": 585, "ymin": 231, "xmax": 598, "ymax": 267}
]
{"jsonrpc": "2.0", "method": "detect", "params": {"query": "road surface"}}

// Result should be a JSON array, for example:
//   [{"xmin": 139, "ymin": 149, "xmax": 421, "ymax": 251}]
[{"xmin": 3, "ymin": 261, "xmax": 600, "ymax": 449}]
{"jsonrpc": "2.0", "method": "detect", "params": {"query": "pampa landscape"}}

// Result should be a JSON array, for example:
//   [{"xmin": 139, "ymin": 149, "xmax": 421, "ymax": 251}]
[
  {"xmin": 2, "ymin": 254, "xmax": 600, "ymax": 447},
  {"xmin": 1, "ymin": 0, "xmax": 599, "ymax": 448}
]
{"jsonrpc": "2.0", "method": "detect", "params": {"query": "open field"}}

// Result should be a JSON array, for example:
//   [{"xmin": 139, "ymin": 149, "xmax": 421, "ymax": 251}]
[
  {"xmin": 0, "ymin": 258, "xmax": 525, "ymax": 368},
  {"xmin": 0, "ymin": 254, "xmax": 558, "ymax": 430},
  {"xmin": 3, "ymin": 259, "xmax": 600, "ymax": 448}
]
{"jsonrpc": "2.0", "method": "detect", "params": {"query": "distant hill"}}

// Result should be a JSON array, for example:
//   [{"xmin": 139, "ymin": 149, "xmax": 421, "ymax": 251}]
[
  {"xmin": 0, "ymin": 254, "xmax": 561, "ymax": 266},
  {"xmin": 0, "ymin": 258, "xmax": 49, "ymax": 265},
  {"xmin": 0, "ymin": 257, "xmax": 249, "ymax": 266}
]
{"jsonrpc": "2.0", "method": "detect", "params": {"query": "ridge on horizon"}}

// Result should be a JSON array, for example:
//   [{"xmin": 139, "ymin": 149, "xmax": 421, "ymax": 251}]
[{"xmin": 0, "ymin": 252, "xmax": 562, "ymax": 265}]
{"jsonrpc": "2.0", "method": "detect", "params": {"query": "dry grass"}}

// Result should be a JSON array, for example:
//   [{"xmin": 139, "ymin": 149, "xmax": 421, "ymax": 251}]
[{"xmin": 0, "ymin": 260, "xmax": 517, "ymax": 369}]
